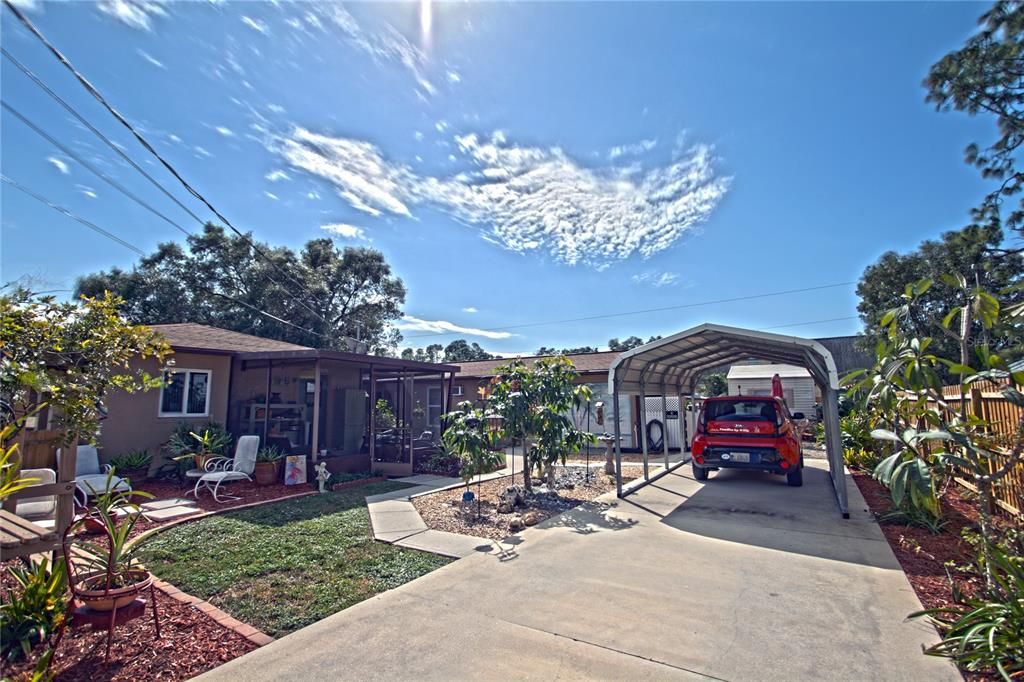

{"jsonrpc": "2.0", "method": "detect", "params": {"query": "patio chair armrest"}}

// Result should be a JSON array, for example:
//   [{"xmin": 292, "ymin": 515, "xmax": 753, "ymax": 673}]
[
  {"xmin": 205, "ymin": 457, "xmax": 231, "ymax": 471},
  {"xmin": 102, "ymin": 464, "xmax": 114, "ymax": 473}
]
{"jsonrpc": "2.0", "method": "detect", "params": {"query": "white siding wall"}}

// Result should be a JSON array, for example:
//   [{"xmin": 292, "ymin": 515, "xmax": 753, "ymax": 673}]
[{"xmin": 726, "ymin": 377, "xmax": 816, "ymax": 419}]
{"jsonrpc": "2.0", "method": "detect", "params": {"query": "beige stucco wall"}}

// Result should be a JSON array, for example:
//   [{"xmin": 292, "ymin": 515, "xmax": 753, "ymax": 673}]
[{"xmin": 97, "ymin": 352, "xmax": 232, "ymax": 463}]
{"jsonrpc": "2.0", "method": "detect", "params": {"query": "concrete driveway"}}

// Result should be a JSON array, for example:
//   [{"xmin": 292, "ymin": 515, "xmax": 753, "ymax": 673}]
[{"xmin": 199, "ymin": 461, "xmax": 957, "ymax": 681}]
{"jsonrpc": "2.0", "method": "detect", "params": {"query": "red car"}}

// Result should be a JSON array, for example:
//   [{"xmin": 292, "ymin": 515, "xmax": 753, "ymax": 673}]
[{"xmin": 690, "ymin": 396, "xmax": 805, "ymax": 487}]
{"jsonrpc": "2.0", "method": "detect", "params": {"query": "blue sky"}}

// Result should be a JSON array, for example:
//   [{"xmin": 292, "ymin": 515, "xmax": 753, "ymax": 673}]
[{"xmin": 0, "ymin": 1, "xmax": 996, "ymax": 354}]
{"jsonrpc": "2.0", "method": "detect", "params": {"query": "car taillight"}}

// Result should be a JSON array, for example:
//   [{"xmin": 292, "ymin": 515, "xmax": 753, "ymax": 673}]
[
  {"xmin": 779, "ymin": 459, "xmax": 789, "ymax": 470},
  {"xmin": 694, "ymin": 454, "xmax": 704, "ymax": 464}
]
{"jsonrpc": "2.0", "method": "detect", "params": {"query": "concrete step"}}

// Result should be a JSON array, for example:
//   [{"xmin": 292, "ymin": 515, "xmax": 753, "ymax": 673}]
[{"xmin": 140, "ymin": 497, "xmax": 196, "ymax": 511}]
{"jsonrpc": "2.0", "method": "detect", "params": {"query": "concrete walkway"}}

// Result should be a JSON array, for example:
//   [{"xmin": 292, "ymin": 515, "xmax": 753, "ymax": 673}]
[{"xmin": 200, "ymin": 460, "xmax": 957, "ymax": 681}]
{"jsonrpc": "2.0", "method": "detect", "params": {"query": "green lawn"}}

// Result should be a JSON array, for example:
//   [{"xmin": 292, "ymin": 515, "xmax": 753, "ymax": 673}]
[{"xmin": 136, "ymin": 482, "xmax": 451, "ymax": 637}]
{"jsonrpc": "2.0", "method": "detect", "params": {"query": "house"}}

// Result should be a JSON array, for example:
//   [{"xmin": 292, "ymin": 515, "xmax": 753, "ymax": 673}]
[
  {"xmin": 726, "ymin": 363, "xmax": 817, "ymax": 417},
  {"xmin": 98, "ymin": 323, "xmax": 457, "ymax": 477}
]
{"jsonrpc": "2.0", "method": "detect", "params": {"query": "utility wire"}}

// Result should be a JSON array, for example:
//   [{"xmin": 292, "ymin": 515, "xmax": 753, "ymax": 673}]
[
  {"xmin": 3, "ymin": 1, "xmax": 327, "ymax": 321},
  {"xmin": 3, "ymin": 173, "xmax": 323, "ymax": 338},
  {"xmin": 2, "ymin": 175, "xmax": 145, "ymax": 256},
  {"xmin": 2, "ymin": 101, "xmax": 192, "ymax": 237},
  {"xmin": 404, "ymin": 281, "xmax": 857, "ymax": 339},
  {"xmin": 1, "ymin": 45, "xmax": 329, "ymax": 326},
  {"xmin": 763, "ymin": 315, "xmax": 859, "ymax": 331},
  {"xmin": 2, "ymin": 47, "xmax": 207, "ymax": 227}
]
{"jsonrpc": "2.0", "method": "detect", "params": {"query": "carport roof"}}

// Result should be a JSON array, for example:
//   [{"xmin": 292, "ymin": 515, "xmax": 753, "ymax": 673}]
[{"xmin": 608, "ymin": 323, "xmax": 840, "ymax": 394}]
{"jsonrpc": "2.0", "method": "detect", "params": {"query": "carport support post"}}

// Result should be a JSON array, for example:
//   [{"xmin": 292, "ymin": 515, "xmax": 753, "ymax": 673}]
[
  {"xmin": 661, "ymin": 384, "xmax": 669, "ymax": 468},
  {"xmin": 639, "ymin": 380, "xmax": 649, "ymax": 480},
  {"xmin": 613, "ymin": 379, "xmax": 623, "ymax": 497},
  {"xmin": 823, "ymin": 386, "xmax": 849, "ymax": 518}
]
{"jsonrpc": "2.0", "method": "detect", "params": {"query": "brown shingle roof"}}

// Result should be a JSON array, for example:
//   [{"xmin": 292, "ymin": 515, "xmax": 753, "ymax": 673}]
[
  {"xmin": 455, "ymin": 351, "xmax": 619, "ymax": 378},
  {"xmin": 149, "ymin": 323, "xmax": 313, "ymax": 354}
]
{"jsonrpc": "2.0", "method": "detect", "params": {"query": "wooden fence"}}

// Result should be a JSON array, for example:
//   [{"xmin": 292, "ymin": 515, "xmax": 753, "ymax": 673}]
[{"xmin": 940, "ymin": 382, "xmax": 1023, "ymax": 517}]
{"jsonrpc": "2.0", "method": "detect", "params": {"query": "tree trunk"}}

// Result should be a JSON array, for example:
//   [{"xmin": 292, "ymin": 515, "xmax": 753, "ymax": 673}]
[{"xmin": 521, "ymin": 434, "xmax": 532, "ymax": 491}]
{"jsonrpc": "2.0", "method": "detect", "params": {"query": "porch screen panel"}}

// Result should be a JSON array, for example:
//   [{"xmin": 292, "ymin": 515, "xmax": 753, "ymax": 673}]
[
  {"xmin": 187, "ymin": 371, "xmax": 209, "ymax": 414},
  {"xmin": 161, "ymin": 371, "xmax": 186, "ymax": 413}
]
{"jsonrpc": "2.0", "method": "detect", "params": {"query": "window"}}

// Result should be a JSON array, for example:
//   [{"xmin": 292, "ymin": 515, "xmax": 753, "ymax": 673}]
[
  {"xmin": 427, "ymin": 387, "xmax": 443, "ymax": 427},
  {"xmin": 159, "ymin": 369, "xmax": 211, "ymax": 417},
  {"xmin": 452, "ymin": 385, "xmax": 465, "ymax": 397}
]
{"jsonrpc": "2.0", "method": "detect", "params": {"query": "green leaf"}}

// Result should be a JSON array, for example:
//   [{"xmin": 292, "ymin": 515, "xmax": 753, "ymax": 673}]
[
  {"xmin": 941, "ymin": 306, "xmax": 962, "ymax": 329},
  {"xmin": 870, "ymin": 429, "xmax": 901, "ymax": 442}
]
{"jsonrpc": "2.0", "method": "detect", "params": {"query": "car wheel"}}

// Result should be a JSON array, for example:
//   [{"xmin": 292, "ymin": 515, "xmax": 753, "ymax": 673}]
[
  {"xmin": 692, "ymin": 462, "xmax": 708, "ymax": 481},
  {"xmin": 786, "ymin": 465, "xmax": 803, "ymax": 487}
]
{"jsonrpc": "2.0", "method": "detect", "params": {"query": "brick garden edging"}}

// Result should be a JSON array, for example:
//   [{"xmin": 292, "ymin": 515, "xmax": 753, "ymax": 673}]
[{"xmin": 151, "ymin": 577, "xmax": 274, "ymax": 647}]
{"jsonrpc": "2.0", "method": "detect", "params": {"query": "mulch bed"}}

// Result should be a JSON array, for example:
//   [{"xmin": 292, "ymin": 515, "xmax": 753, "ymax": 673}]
[
  {"xmin": 852, "ymin": 472, "xmax": 984, "ymax": 613},
  {"xmin": 413, "ymin": 465, "xmax": 644, "ymax": 541},
  {"xmin": 0, "ymin": 578, "xmax": 256, "ymax": 682},
  {"xmin": 1, "ymin": 480, "xmax": 319, "ymax": 680}
]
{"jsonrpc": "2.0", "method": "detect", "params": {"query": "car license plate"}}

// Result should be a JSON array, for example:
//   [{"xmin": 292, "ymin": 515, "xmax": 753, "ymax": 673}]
[{"xmin": 729, "ymin": 452, "xmax": 750, "ymax": 463}]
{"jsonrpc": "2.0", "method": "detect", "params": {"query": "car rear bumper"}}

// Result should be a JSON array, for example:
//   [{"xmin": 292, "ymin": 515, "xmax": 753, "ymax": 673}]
[{"xmin": 694, "ymin": 446, "xmax": 791, "ymax": 474}]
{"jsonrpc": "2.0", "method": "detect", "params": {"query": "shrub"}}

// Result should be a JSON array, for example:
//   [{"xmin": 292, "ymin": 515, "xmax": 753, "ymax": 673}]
[
  {"xmin": 109, "ymin": 449, "xmax": 152, "ymax": 472},
  {"xmin": 256, "ymin": 445, "xmax": 284, "ymax": 463},
  {"xmin": 843, "ymin": 447, "xmax": 884, "ymax": 472},
  {"xmin": 914, "ymin": 542, "xmax": 1024, "ymax": 679},
  {"xmin": 0, "ymin": 558, "xmax": 68, "ymax": 662},
  {"xmin": 164, "ymin": 421, "xmax": 232, "ymax": 459}
]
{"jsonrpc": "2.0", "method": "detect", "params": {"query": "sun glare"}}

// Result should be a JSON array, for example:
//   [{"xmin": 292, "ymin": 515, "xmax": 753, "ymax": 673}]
[{"xmin": 420, "ymin": 0, "xmax": 433, "ymax": 50}]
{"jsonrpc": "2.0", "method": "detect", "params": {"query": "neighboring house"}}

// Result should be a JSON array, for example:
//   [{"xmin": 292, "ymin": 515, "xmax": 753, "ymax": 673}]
[
  {"xmin": 726, "ymin": 364, "xmax": 816, "ymax": 418},
  {"xmin": 98, "ymin": 323, "xmax": 456, "ymax": 477}
]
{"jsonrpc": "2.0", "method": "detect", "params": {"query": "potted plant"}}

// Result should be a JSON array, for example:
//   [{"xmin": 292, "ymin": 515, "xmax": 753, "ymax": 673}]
[
  {"xmin": 80, "ymin": 470, "xmax": 152, "ymax": 535},
  {"xmin": 254, "ymin": 446, "xmax": 283, "ymax": 486},
  {"xmin": 69, "ymin": 485, "xmax": 153, "ymax": 611},
  {"xmin": 108, "ymin": 450, "xmax": 152, "ymax": 484}
]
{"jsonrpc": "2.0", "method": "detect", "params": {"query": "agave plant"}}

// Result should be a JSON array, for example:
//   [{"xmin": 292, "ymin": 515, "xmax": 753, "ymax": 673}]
[
  {"xmin": 0, "ymin": 558, "xmax": 68, "ymax": 662},
  {"xmin": 73, "ymin": 476, "xmax": 152, "ymax": 589}
]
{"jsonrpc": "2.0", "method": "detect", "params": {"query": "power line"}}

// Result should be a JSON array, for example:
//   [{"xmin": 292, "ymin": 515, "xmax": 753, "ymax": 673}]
[
  {"xmin": 404, "ymin": 281, "xmax": 857, "ymax": 339},
  {"xmin": 2, "ymin": 47, "xmax": 207, "ymax": 227},
  {"xmin": 2, "ymin": 101, "xmax": 192, "ymax": 237},
  {"xmin": 2, "ymin": 175, "xmax": 145, "ymax": 256},
  {"xmin": 1, "ymin": 45, "xmax": 330, "ymax": 327},
  {"xmin": 763, "ymin": 315, "xmax": 859, "ymax": 331},
  {"xmin": 2, "ymin": 173, "xmax": 323, "ymax": 338},
  {"xmin": 3, "ymin": 0, "xmax": 326, "ymax": 318}
]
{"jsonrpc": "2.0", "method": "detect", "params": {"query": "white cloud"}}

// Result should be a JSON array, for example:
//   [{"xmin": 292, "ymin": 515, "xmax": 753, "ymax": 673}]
[
  {"xmin": 97, "ymin": 0, "xmax": 167, "ymax": 31},
  {"xmin": 435, "ymin": 120, "xmax": 448, "ymax": 133},
  {"xmin": 267, "ymin": 104, "xmax": 286, "ymax": 114},
  {"xmin": 462, "ymin": 307, "xmax": 478, "ymax": 313},
  {"xmin": 413, "ymin": 131, "xmax": 424, "ymax": 142},
  {"xmin": 632, "ymin": 271, "xmax": 680, "ymax": 287},
  {"xmin": 307, "ymin": 190, "xmax": 321, "ymax": 200},
  {"xmin": 46, "ymin": 157, "xmax": 69, "ymax": 175},
  {"xmin": 271, "ymin": 128, "xmax": 730, "ymax": 268},
  {"xmin": 608, "ymin": 139, "xmax": 657, "ymax": 160},
  {"xmin": 321, "ymin": 223, "xmax": 368, "ymax": 240},
  {"xmin": 397, "ymin": 315, "xmax": 511, "ymax": 340},
  {"xmin": 194, "ymin": 146, "xmax": 212, "ymax": 158},
  {"xmin": 168, "ymin": 133, "xmax": 182, "ymax": 144},
  {"xmin": 263, "ymin": 191, "xmax": 279, "ymax": 201},
  {"xmin": 304, "ymin": 5, "xmax": 435, "ymax": 95},
  {"xmin": 446, "ymin": 70, "xmax": 462, "ymax": 83},
  {"xmin": 7, "ymin": 0, "xmax": 40, "ymax": 10},
  {"xmin": 241, "ymin": 15, "xmax": 269, "ymax": 34},
  {"xmin": 75, "ymin": 184, "xmax": 97, "ymax": 199},
  {"xmin": 214, "ymin": 126, "xmax": 235, "ymax": 137},
  {"xmin": 265, "ymin": 169, "xmax": 290, "ymax": 182},
  {"xmin": 136, "ymin": 49, "xmax": 165, "ymax": 69}
]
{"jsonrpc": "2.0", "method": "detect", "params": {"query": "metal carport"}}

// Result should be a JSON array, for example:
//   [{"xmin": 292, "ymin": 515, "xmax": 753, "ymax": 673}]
[{"xmin": 608, "ymin": 323, "xmax": 848, "ymax": 518}]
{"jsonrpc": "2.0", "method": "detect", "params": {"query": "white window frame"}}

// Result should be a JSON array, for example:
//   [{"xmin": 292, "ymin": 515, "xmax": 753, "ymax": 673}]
[
  {"xmin": 452, "ymin": 385, "xmax": 465, "ymax": 397},
  {"xmin": 158, "ymin": 368, "xmax": 212, "ymax": 418},
  {"xmin": 427, "ymin": 386, "xmax": 443, "ymax": 428}
]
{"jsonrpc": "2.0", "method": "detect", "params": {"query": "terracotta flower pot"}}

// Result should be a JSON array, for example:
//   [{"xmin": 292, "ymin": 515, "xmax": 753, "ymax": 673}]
[
  {"xmin": 254, "ymin": 460, "xmax": 281, "ymax": 486},
  {"xmin": 76, "ymin": 569, "xmax": 152, "ymax": 611}
]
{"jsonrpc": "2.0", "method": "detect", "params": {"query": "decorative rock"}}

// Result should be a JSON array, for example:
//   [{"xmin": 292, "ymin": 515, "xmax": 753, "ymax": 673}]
[
  {"xmin": 508, "ymin": 515, "xmax": 526, "ymax": 532},
  {"xmin": 497, "ymin": 501, "xmax": 513, "ymax": 514},
  {"xmin": 523, "ymin": 511, "xmax": 541, "ymax": 526}
]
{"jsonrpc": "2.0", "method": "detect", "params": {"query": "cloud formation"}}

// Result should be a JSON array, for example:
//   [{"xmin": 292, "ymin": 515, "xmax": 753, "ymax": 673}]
[
  {"xmin": 632, "ymin": 271, "xmax": 680, "ymax": 287},
  {"xmin": 136, "ymin": 49, "xmax": 166, "ymax": 69},
  {"xmin": 97, "ymin": 0, "xmax": 167, "ymax": 31},
  {"xmin": 397, "ymin": 315, "xmax": 512, "ymax": 340},
  {"xmin": 265, "ymin": 169, "xmax": 290, "ymax": 182},
  {"xmin": 241, "ymin": 16, "xmax": 269, "ymax": 35},
  {"xmin": 46, "ymin": 157, "xmax": 69, "ymax": 175},
  {"xmin": 321, "ymin": 223, "xmax": 368, "ymax": 241},
  {"xmin": 272, "ymin": 127, "xmax": 730, "ymax": 268},
  {"xmin": 462, "ymin": 307, "xmax": 478, "ymax": 313}
]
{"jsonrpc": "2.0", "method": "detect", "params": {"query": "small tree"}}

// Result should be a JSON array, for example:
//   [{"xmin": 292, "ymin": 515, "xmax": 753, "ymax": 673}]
[
  {"xmin": 441, "ymin": 401, "xmax": 503, "ymax": 517},
  {"xmin": 1, "ymin": 290, "xmax": 171, "ymax": 445},
  {"xmin": 488, "ymin": 359, "xmax": 537, "ymax": 490}
]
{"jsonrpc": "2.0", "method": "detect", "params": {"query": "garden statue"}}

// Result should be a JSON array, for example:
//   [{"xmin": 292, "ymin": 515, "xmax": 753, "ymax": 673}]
[{"xmin": 314, "ymin": 461, "xmax": 330, "ymax": 493}]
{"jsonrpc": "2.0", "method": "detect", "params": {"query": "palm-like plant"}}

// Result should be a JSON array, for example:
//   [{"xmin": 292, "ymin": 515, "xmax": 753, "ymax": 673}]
[{"xmin": 442, "ymin": 402, "xmax": 503, "ymax": 518}]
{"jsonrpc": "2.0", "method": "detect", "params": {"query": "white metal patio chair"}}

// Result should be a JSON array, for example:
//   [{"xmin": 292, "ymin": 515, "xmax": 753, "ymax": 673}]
[
  {"xmin": 192, "ymin": 435, "xmax": 259, "ymax": 502},
  {"xmin": 57, "ymin": 445, "xmax": 132, "ymax": 507}
]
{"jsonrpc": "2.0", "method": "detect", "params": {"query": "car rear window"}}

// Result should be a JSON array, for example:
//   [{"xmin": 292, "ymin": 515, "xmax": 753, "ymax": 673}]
[{"xmin": 704, "ymin": 400, "xmax": 777, "ymax": 422}]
